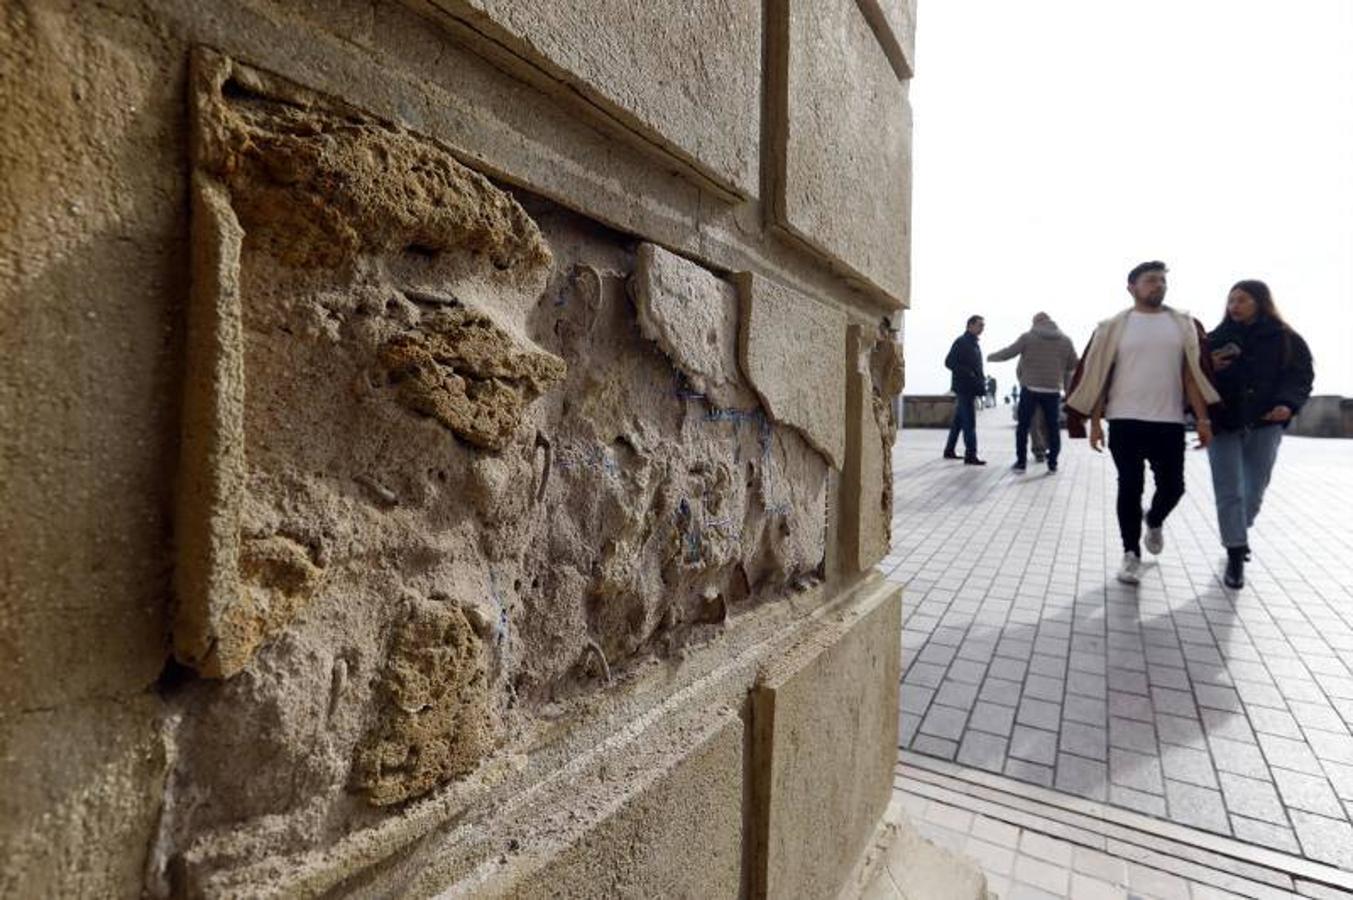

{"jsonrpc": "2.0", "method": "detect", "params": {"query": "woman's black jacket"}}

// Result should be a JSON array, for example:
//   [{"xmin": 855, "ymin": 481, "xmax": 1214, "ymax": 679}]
[{"xmin": 1207, "ymin": 315, "xmax": 1314, "ymax": 432}]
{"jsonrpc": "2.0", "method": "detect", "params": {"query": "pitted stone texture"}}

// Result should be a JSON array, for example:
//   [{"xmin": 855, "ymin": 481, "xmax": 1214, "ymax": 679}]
[
  {"xmin": 353, "ymin": 599, "xmax": 494, "ymax": 805},
  {"xmin": 856, "ymin": 0, "xmax": 917, "ymax": 79},
  {"xmin": 161, "ymin": 55, "xmax": 829, "ymax": 881},
  {"xmin": 845, "ymin": 324, "xmax": 899, "ymax": 572},
  {"xmin": 426, "ymin": 0, "xmax": 761, "ymax": 197},
  {"xmin": 775, "ymin": 0, "xmax": 911, "ymax": 305},
  {"xmin": 753, "ymin": 578, "xmax": 902, "ymax": 900},
  {"xmin": 631, "ymin": 243, "xmax": 758, "ymax": 411},
  {"xmin": 380, "ymin": 307, "xmax": 567, "ymax": 451},
  {"xmin": 737, "ymin": 272, "xmax": 847, "ymax": 468}
]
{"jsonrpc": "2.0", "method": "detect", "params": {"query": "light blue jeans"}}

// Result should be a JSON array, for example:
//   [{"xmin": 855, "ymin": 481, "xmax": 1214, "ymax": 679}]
[{"xmin": 1207, "ymin": 425, "xmax": 1284, "ymax": 549}]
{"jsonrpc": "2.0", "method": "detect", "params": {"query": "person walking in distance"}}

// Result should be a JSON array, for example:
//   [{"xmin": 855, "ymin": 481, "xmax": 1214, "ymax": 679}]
[
  {"xmin": 987, "ymin": 312, "xmax": 1079, "ymax": 473},
  {"xmin": 943, "ymin": 315, "xmax": 987, "ymax": 465},
  {"xmin": 1206, "ymin": 280, "xmax": 1314, "ymax": 589},
  {"xmin": 1065, "ymin": 262, "xmax": 1221, "ymax": 584}
]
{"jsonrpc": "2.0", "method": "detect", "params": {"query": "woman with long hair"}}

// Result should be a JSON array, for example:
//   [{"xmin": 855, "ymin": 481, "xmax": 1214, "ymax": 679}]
[{"xmin": 1206, "ymin": 280, "xmax": 1314, "ymax": 588}]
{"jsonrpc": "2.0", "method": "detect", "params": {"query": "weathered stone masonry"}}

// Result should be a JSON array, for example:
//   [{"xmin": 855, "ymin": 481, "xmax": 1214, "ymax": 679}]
[{"xmin": 0, "ymin": 1, "xmax": 918, "ymax": 897}]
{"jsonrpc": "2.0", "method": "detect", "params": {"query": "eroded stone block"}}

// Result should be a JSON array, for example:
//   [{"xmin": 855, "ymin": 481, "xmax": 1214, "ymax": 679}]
[
  {"xmin": 856, "ymin": 0, "xmax": 917, "ymax": 79},
  {"xmin": 424, "ymin": 0, "xmax": 762, "ymax": 197},
  {"xmin": 773, "ymin": 0, "xmax": 911, "ymax": 304},
  {"xmin": 751, "ymin": 578, "xmax": 901, "ymax": 900},
  {"xmin": 354, "ymin": 598, "xmax": 495, "ymax": 805},
  {"xmin": 165, "ymin": 51, "xmax": 830, "ymax": 879},
  {"xmin": 736, "ymin": 272, "xmax": 847, "ymax": 468},
  {"xmin": 844, "ymin": 323, "xmax": 902, "ymax": 572},
  {"xmin": 631, "ymin": 243, "xmax": 758, "ymax": 411}
]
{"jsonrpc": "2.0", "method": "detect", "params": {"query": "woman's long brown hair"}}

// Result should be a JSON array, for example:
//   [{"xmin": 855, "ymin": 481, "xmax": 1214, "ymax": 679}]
[{"xmin": 1229, "ymin": 279, "xmax": 1288, "ymax": 328}]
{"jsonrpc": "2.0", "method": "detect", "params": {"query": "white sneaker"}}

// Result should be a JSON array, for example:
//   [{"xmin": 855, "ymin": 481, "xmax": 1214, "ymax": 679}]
[
  {"xmin": 1144, "ymin": 525, "xmax": 1164, "ymax": 555},
  {"xmin": 1117, "ymin": 551, "xmax": 1142, "ymax": 585}
]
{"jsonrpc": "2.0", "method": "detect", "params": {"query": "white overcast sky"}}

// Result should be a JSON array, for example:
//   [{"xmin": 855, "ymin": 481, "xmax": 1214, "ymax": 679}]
[{"xmin": 907, "ymin": 0, "xmax": 1353, "ymax": 396}]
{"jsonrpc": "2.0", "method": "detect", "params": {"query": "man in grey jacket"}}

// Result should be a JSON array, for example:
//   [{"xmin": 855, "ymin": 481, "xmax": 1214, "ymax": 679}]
[{"xmin": 987, "ymin": 313, "xmax": 1078, "ymax": 472}]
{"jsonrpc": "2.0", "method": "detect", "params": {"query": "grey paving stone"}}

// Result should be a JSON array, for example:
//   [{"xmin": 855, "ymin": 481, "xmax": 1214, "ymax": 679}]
[
  {"xmin": 1107, "ymin": 667, "xmax": 1149, "ymax": 696},
  {"xmin": 1208, "ymin": 736, "xmax": 1270, "ymax": 780},
  {"xmin": 1289, "ymin": 810, "xmax": 1353, "ymax": 869},
  {"xmin": 1010, "ymin": 725, "xmax": 1058, "ymax": 766},
  {"xmin": 969, "ymin": 700, "xmax": 1016, "ymax": 737},
  {"xmin": 1061, "ymin": 721, "xmax": 1108, "ymax": 761},
  {"xmin": 1069, "ymin": 651, "xmax": 1106, "ymax": 674},
  {"xmin": 996, "ymin": 637, "xmax": 1035, "ymax": 660},
  {"xmin": 1063, "ymin": 694, "xmax": 1107, "ymax": 727},
  {"xmin": 920, "ymin": 704, "xmax": 967, "ymax": 741},
  {"xmin": 958, "ymin": 730, "xmax": 1009, "ymax": 773},
  {"xmin": 1004, "ymin": 757, "xmax": 1054, "ymax": 787},
  {"xmin": 930, "ymin": 626, "xmax": 967, "ymax": 647},
  {"xmin": 988, "ymin": 656, "xmax": 1028, "ymax": 682},
  {"xmin": 1109, "ymin": 716, "xmax": 1158, "ymax": 754},
  {"xmin": 947, "ymin": 658, "xmax": 988, "ymax": 685},
  {"xmin": 1023, "ymin": 673, "xmax": 1065, "ymax": 704},
  {"xmin": 957, "ymin": 639, "xmax": 997, "ymax": 663},
  {"xmin": 1164, "ymin": 779, "xmax": 1230, "ymax": 834},
  {"xmin": 934, "ymin": 678, "xmax": 980, "ymax": 710},
  {"xmin": 906, "ymin": 661, "xmax": 947, "ymax": 688},
  {"xmin": 1235, "ymin": 678, "xmax": 1288, "ymax": 710},
  {"xmin": 1248, "ymin": 706, "xmax": 1304, "ymax": 740},
  {"xmin": 1259, "ymin": 732, "xmax": 1326, "ymax": 775},
  {"xmin": 1108, "ymin": 690, "xmax": 1153, "ymax": 723},
  {"xmin": 917, "ymin": 642, "xmax": 958, "ymax": 667},
  {"xmin": 980, "ymin": 676, "xmax": 1023, "ymax": 706},
  {"xmin": 1201, "ymin": 707, "xmax": 1256, "ymax": 744},
  {"xmin": 1145, "ymin": 664, "xmax": 1190, "ymax": 691},
  {"xmin": 1323, "ymin": 759, "xmax": 1353, "ymax": 801},
  {"xmin": 1159, "ymin": 744, "xmax": 1218, "ymax": 789},
  {"xmin": 1110, "ymin": 747, "xmax": 1163, "ymax": 794},
  {"xmin": 1013, "ymin": 854, "xmax": 1071, "ymax": 896},
  {"xmin": 1150, "ymin": 686, "xmax": 1197, "ymax": 717},
  {"xmin": 1017, "ymin": 697, "xmax": 1062, "ymax": 731},
  {"xmin": 1272, "ymin": 768, "xmax": 1346, "ymax": 819},
  {"xmin": 899, "ymin": 712, "xmax": 921, "ymax": 745},
  {"xmin": 1306, "ymin": 730, "xmax": 1353, "ymax": 765},
  {"xmin": 1066, "ymin": 670, "xmax": 1108, "ymax": 700},
  {"xmin": 901, "ymin": 684, "xmax": 935, "ymax": 715},
  {"xmin": 1127, "ymin": 860, "xmax": 1192, "ymax": 899},
  {"xmin": 1056, "ymin": 753, "xmax": 1108, "ymax": 801},
  {"xmin": 1029, "ymin": 654, "xmax": 1067, "ymax": 680},
  {"xmin": 1218, "ymin": 772, "xmax": 1286, "ymax": 824},
  {"xmin": 1193, "ymin": 683, "xmax": 1243, "ymax": 711},
  {"xmin": 1110, "ymin": 783, "xmax": 1167, "ymax": 817},
  {"xmin": 1155, "ymin": 713, "xmax": 1206, "ymax": 749},
  {"xmin": 1230, "ymin": 815, "xmax": 1301, "ymax": 854},
  {"xmin": 911, "ymin": 733, "xmax": 958, "ymax": 760}
]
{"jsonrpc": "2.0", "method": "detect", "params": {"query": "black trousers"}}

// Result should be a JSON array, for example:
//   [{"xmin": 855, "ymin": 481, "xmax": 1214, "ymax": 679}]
[{"xmin": 1108, "ymin": 420, "xmax": 1186, "ymax": 555}]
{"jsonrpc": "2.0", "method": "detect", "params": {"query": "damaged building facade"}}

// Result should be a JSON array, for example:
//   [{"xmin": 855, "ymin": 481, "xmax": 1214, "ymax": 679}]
[{"xmin": 0, "ymin": 0, "xmax": 920, "ymax": 896}]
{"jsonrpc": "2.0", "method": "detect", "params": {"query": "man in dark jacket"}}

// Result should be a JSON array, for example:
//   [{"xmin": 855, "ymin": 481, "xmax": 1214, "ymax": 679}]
[{"xmin": 943, "ymin": 315, "xmax": 987, "ymax": 464}]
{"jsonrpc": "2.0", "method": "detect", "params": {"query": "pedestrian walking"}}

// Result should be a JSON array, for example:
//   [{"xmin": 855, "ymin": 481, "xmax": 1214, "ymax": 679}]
[
  {"xmin": 1205, "ymin": 280, "xmax": 1314, "ymax": 589},
  {"xmin": 943, "ymin": 315, "xmax": 987, "ymax": 465},
  {"xmin": 987, "ymin": 312, "xmax": 1078, "ymax": 473},
  {"xmin": 985, "ymin": 375, "xmax": 998, "ymax": 409},
  {"xmin": 1065, "ymin": 261, "xmax": 1221, "ymax": 585}
]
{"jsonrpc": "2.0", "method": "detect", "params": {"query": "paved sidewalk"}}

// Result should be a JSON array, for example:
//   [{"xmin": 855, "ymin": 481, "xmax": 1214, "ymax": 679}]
[{"xmin": 884, "ymin": 410, "xmax": 1353, "ymax": 873}]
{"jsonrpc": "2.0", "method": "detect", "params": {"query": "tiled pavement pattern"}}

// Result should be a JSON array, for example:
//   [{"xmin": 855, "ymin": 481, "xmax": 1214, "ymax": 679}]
[
  {"xmin": 883, "ymin": 413, "xmax": 1353, "ymax": 872},
  {"xmin": 896, "ymin": 757, "xmax": 1353, "ymax": 899}
]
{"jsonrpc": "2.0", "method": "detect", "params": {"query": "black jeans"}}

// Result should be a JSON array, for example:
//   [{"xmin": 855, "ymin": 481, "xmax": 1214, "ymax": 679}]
[
  {"xmin": 1016, "ymin": 389, "xmax": 1061, "ymax": 465},
  {"xmin": 1108, "ymin": 420, "xmax": 1186, "ymax": 555},
  {"xmin": 944, "ymin": 393, "xmax": 978, "ymax": 457}
]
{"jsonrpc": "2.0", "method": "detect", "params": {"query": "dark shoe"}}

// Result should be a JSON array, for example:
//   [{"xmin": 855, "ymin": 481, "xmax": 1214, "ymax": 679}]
[
  {"xmin": 1012, "ymin": 461, "xmax": 1027, "ymax": 472},
  {"xmin": 1244, "ymin": 548, "xmax": 1252, "ymax": 562},
  {"xmin": 964, "ymin": 457, "xmax": 987, "ymax": 466},
  {"xmin": 1033, "ymin": 452, "xmax": 1046, "ymax": 463},
  {"xmin": 1047, "ymin": 459, "xmax": 1058, "ymax": 472},
  {"xmin": 943, "ymin": 450, "xmax": 960, "ymax": 460},
  {"xmin": 1224, "ymin": 547, "xmax": 1246, "ymax": 589}
]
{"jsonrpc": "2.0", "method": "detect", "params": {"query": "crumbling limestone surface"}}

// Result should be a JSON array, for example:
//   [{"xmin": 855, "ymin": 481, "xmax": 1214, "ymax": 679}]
[
  {"xmin": 737, "ymin": 272, "xmax": 848, "ymax": 468},
  {"xmin": 160, "ymin": 52, "xmax": 830, "ymax": 889}
]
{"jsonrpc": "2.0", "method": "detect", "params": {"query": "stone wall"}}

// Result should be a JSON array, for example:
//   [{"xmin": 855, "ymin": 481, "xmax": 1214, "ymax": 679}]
[
  {"xmin": 1287, "ymin": 395, "xmax": 1353, "ymax": 438},
  {"xmin": 0, "ymin": 1, "xmax": 914, "ymax": 896}
]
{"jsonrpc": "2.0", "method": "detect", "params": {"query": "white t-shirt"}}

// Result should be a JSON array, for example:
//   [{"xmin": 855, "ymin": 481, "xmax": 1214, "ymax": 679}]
[{"xmin": 1104, "ymin": 311, "xmax": 1186, "ymax": 424}]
